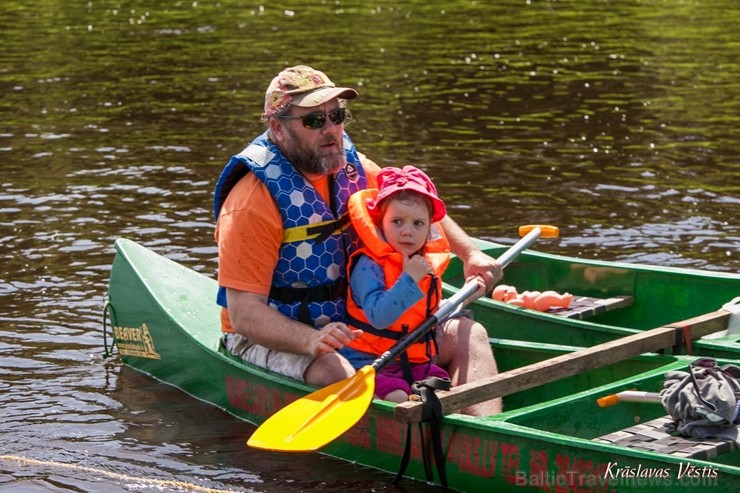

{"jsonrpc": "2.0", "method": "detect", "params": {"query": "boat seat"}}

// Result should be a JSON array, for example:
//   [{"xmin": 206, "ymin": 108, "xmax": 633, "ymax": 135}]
[
  {"xmin": 547, "ymin": 295, "xmax": 633, "ymax": 320},
  {"xmin": 594, "ymin": 415, "xmax": 738, "ymax": 460}
]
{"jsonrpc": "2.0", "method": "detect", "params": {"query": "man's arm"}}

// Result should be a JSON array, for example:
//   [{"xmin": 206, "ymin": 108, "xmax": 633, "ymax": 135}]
[
  {"xmin": 226, "ymin": 288, "xmax": 360, "ymax": 357},
  {"xmin": 440, "ymin": 215, "xmax": 503, "ymax": 292}
]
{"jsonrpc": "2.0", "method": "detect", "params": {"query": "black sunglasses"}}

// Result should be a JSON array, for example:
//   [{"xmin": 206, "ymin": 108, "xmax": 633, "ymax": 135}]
[{"xmin": 279, "ymin": 108, "xmax": 351, "ymax": 129}]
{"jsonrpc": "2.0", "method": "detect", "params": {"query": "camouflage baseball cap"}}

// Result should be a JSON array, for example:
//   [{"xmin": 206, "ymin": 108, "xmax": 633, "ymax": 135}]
[{"xmin": 263, "ymin": 65, "xmax": 358, "ymax": 119}]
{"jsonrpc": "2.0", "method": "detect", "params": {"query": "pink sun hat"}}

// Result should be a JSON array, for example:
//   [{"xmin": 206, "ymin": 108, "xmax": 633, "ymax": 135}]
[{"xmin": 370, "ymin": 166, "xmax": 447, "ymax": 222}]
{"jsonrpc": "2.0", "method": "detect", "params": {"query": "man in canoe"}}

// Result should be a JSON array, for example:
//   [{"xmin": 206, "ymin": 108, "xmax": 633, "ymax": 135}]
[{"xmin": 213, "ymin": 65, "xmax": 502, "ymax": 415}]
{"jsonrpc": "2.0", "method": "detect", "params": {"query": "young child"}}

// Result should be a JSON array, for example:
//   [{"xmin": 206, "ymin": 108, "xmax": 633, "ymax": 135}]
[{"xmin": 342, "ymin": 165, "xmax": 453, "ymax": 403}]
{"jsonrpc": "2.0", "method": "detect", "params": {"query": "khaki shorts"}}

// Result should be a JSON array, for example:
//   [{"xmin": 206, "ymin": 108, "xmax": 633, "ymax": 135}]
[{"xmin": 221, "ymin": 333, "xmax": 316, "ymax": 382}]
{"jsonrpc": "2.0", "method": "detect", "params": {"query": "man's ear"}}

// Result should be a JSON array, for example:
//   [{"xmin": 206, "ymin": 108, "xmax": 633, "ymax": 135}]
[{"xmin": 269, "ymin": 118, "xmax": 285, "ymax": 143}]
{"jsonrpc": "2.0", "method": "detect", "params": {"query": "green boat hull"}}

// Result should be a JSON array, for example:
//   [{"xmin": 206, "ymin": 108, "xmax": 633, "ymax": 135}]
[
  {"xmin": 443, "ymin": 238, "xmax": 740, "ymax": 358},
  {"xmin": 106, "ymin": 239, "xmax": 740, "ymax": 492}
]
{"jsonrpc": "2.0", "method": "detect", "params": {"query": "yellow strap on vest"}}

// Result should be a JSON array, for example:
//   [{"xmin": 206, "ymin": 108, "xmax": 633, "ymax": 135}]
[{"xmin": 282, "ymin": 215, "xmax": 350, "ymax": 243}]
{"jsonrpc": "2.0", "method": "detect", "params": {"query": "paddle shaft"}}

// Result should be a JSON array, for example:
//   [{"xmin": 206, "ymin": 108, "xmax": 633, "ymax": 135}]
[
  {"xmin": 371, "ymin": 227, "xmax": 542, "ymax": 373},
  {"xmin": 497, "ymin": 226, "xmax": 541, "ymax": 267}
]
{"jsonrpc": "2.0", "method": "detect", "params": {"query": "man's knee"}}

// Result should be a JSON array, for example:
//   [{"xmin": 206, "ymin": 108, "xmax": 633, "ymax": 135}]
[
  {"xmin": 469, "ymin": 320, "xmax": 490, "ymax": 345},
  {"xmin": 304, "ymin": 352, "xmax": 355, "ymax": 386},
  {"xmin": 442, "ymin": 316, "xmax": 488, "ymax": 343}
]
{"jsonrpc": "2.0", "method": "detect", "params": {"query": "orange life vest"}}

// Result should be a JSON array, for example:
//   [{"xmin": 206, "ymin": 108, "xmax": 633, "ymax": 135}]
[{"xmin": 345, "ymin": 188, "xmax": 451, "ymax": 363}]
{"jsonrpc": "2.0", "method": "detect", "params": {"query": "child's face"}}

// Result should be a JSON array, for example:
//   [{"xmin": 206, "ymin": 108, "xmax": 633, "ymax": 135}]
[{"xmin": 379, "ymin": 198, "xmax": 431, "ymax": 257}]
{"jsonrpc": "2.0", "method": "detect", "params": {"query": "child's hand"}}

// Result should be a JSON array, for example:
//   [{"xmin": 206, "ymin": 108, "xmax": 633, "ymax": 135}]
[{"xmin": 404, "ymin": 255, "xmax": 432, "ymax": 283}]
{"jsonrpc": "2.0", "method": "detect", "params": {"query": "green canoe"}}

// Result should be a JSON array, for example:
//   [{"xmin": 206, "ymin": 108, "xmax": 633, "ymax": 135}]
[
  {"xmin": 105, "ymin": 238, "xmax": 740, "ymax": 492},
  {"xmin": 442, "ymin": 238, "xmax": 740, "ymax": 359}
]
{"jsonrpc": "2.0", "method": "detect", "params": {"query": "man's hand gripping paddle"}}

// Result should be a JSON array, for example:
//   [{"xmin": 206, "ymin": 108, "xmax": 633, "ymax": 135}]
[{"xmin": 247, "ymin": 225, "xmax": 558, "ymax": 452}]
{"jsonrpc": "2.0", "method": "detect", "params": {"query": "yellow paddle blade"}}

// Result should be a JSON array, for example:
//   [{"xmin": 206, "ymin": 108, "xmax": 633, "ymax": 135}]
[{"xmin": 247, "ymin": 366, "xmax": 376, "ymax": 452}]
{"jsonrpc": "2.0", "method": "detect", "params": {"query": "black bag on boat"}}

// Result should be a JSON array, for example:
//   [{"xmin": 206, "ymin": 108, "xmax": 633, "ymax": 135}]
[{"xmin": 660, "ymin": 357, "xmax": 740, "ymax": 440}]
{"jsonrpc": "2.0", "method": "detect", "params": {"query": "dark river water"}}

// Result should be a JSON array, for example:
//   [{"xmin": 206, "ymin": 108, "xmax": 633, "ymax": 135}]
[{"xmin": 1, "ymin": 0, "xmax": 738, "ymax": 492}]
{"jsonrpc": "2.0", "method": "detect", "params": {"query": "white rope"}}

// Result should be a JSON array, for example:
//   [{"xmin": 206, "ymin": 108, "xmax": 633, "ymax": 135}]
[{"xmin": 0, "ymin": 455, "xmax": 246, "ymax": 493}]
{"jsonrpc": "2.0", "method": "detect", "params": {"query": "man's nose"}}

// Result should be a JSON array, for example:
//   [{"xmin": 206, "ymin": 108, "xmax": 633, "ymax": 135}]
[{"xmin": 321, "ymin": 115, "xmax": 341, "ymax": 134}]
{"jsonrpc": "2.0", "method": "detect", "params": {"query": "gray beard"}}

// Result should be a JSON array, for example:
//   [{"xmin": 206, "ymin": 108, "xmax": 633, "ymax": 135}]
[
  {"xmin": 290, "ymin": 147, "xmax": 346, "ymax": 176},
  {"xmin": 281, "ymin": 127, "xmax": 347, "ymax": 176}
]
